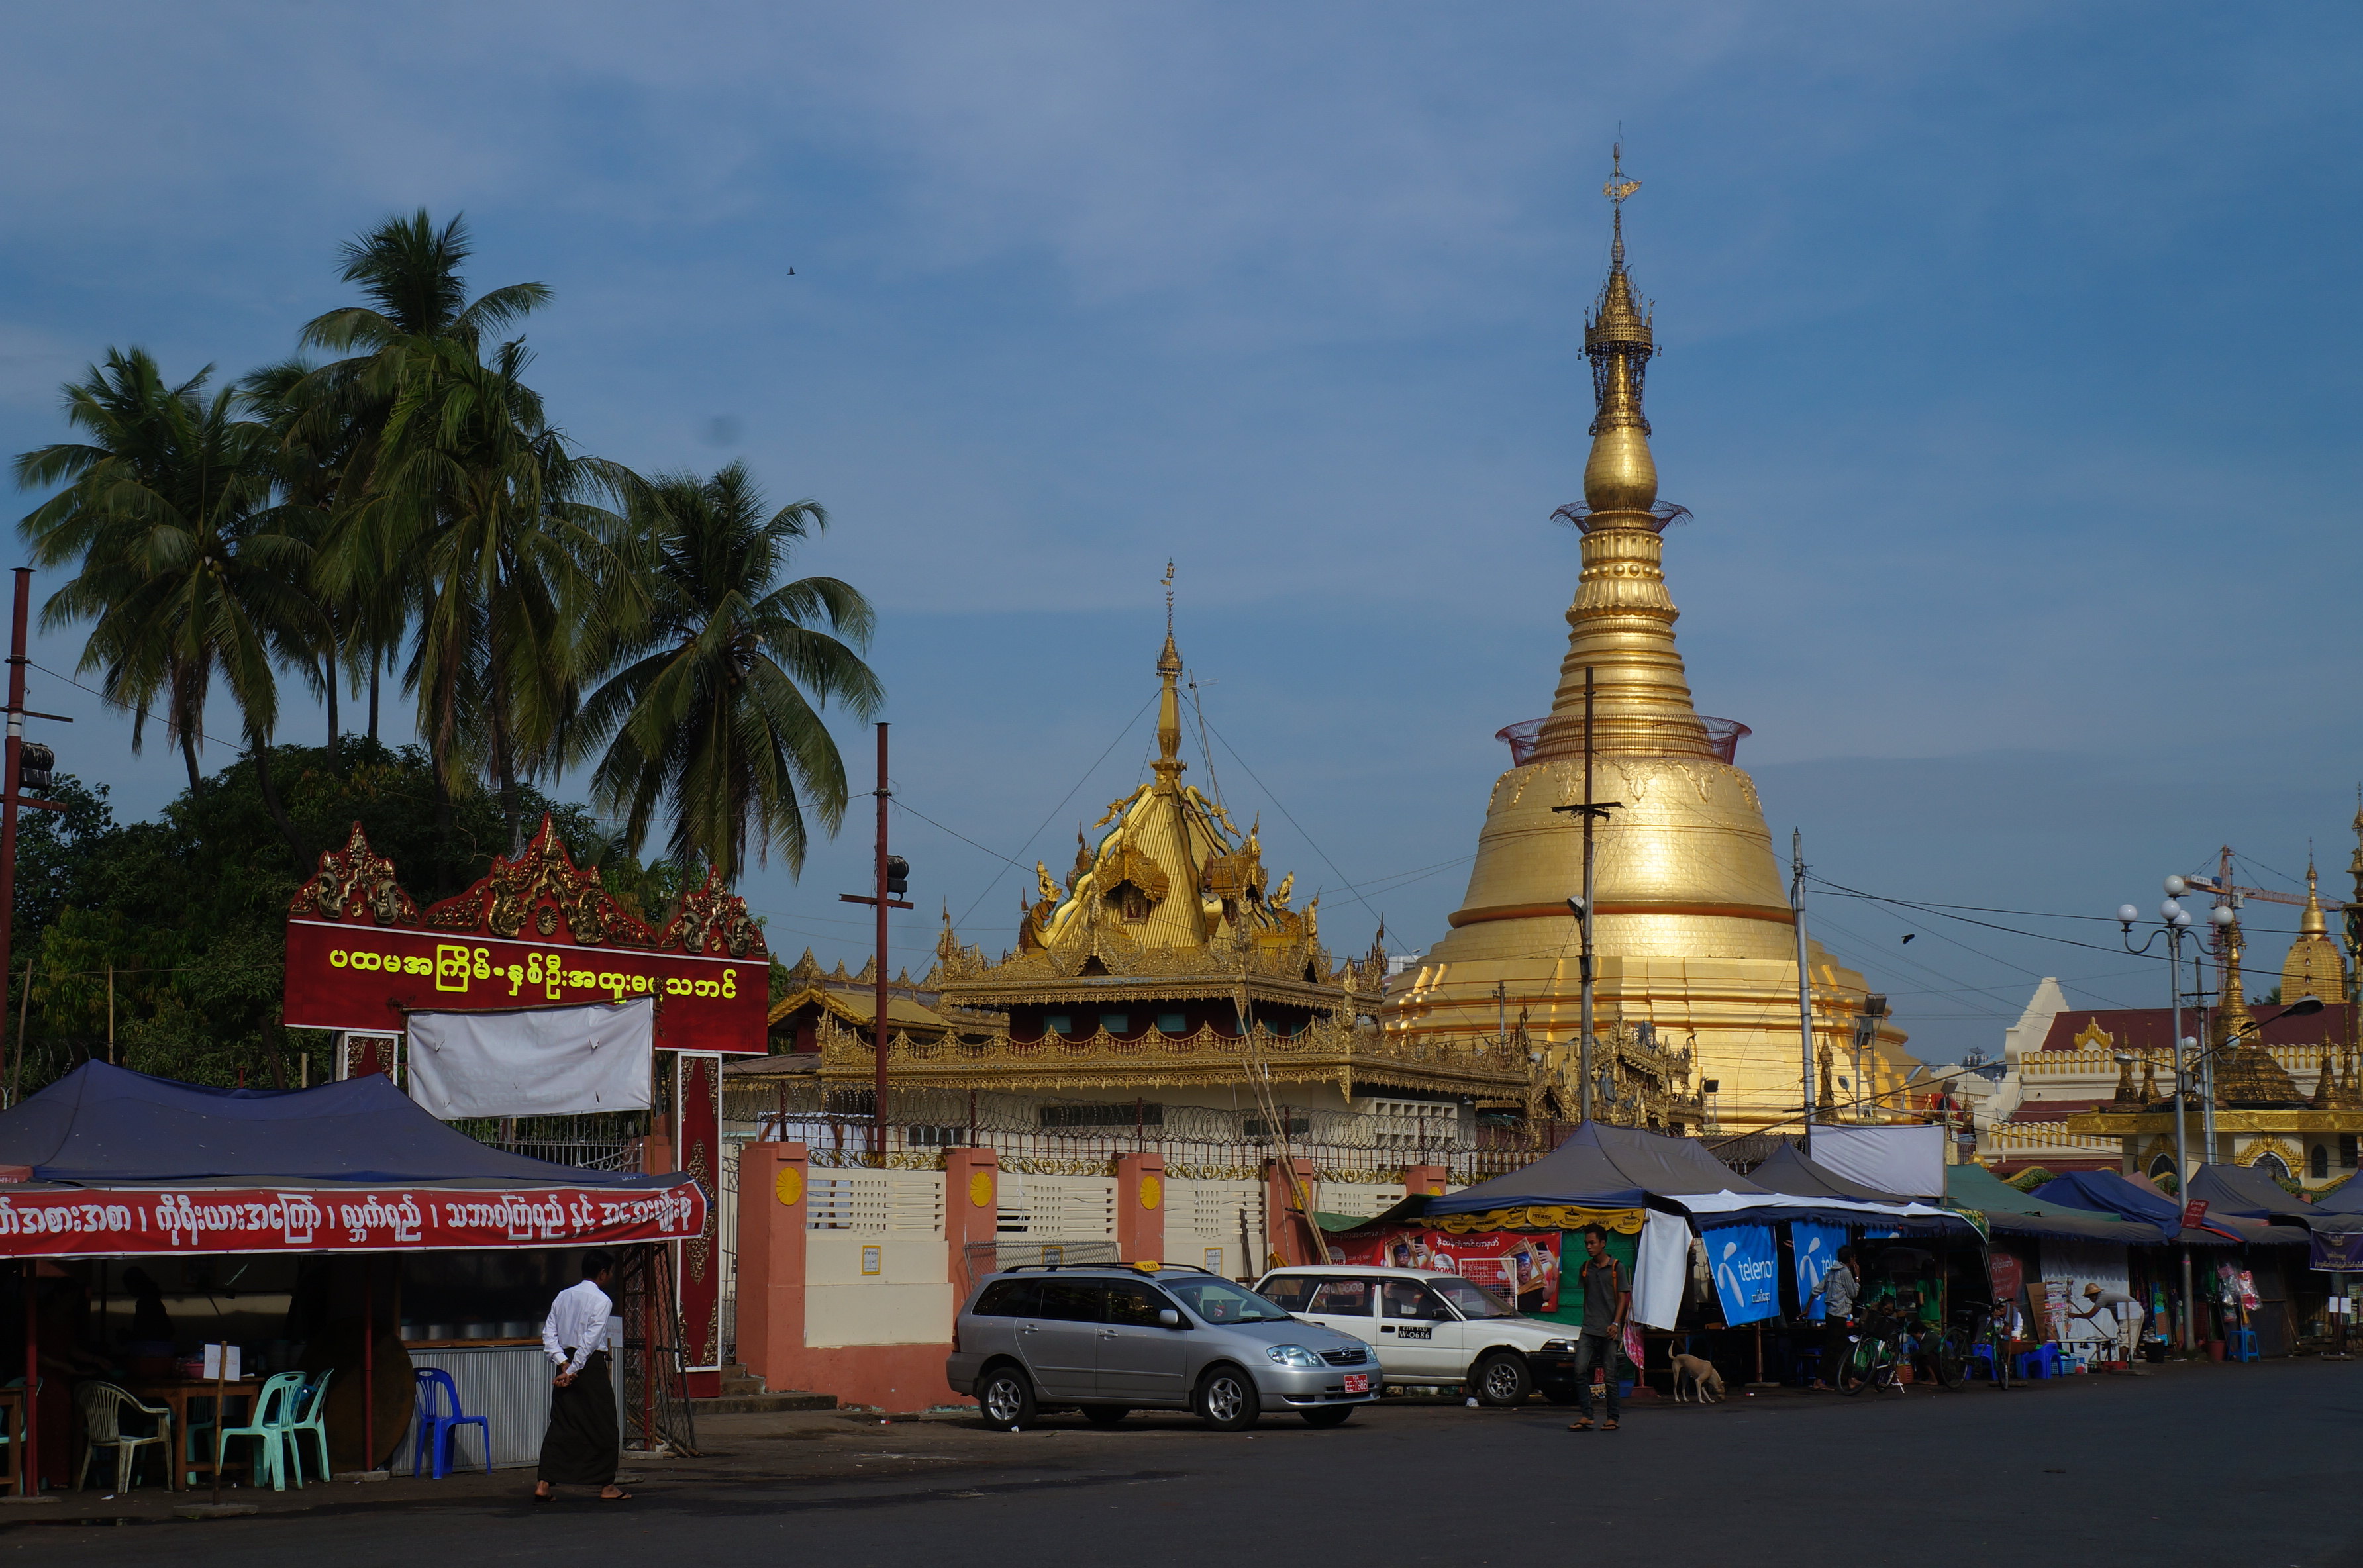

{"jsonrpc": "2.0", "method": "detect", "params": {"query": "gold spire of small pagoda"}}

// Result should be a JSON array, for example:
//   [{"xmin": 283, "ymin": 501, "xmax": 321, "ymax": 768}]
[
  {"xmin": 1152, "ymin": 559, "xmax": 1186, "ymax": 790},
  {"xmin": 2280, "ymin": 858, "xmax": 2348, "ymax": 1004},
  {"xmin": 1529, "ymin": 146, "xmax": 1714, "ymax": 765}
]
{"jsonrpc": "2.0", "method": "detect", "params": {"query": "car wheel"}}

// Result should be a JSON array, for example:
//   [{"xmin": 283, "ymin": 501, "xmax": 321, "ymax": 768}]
[
  {"xmin": 978, "ymin": 1365, "xmax": 1036, "ymax": 1431},
  {"xmin": 1472, "ymin": 1353, "xmax": 1533, "ymax": 1407},
  {"xmin": 1195, "ymin": 1365, "xmax": 1262, "ymax": 1431},
  {"xmin": 1299, "ymin": 1405, "xmax": 1354, "ymax": 1428},
  {"xmin": 1080, "ymin": 1405, "xmax": 1131, "ymax": 1427}
]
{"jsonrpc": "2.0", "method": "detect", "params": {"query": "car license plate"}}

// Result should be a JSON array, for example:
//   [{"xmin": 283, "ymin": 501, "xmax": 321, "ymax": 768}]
[{"xmin": 1343, "ymin": 1373, "xmax": 1371, "ymax": 1394}]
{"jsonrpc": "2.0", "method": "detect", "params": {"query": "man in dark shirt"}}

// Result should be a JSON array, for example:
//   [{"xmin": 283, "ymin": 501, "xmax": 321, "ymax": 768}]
[{"xmin": 1566, "ymin": 1224, "xmax": 1631, "ymax": 1432}]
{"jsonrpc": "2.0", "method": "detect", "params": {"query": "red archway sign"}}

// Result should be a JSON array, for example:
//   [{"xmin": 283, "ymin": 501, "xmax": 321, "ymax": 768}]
[
  {"xmin": 283, "ymin": 816, "xmax": 768, "ymax": 1052},
  {"xmin": 282, "ymin": 816, "xmax": 763, "ymax": 1391}
]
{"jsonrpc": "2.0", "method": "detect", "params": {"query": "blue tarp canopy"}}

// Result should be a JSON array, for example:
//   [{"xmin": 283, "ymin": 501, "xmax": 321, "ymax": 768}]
[
  {"xmin": 2033, "ymin": 1169, "xmax": 2306, "ymax": 1248},
  {"xmin": 1944, "ymin": 1163, "xmax": 2156, "ymax": 1244},
  {"xmin": 2187, "ymin": 1163, "xmax": 2363, "ymax": 1235},
  {"xmin": 1425, "ymin": 1122, "xmax": 1772, "ymax": 1213},
  {"xmin": 1421, "ymin": 1124, "xmax": 1976, "ymax": 1238},
  {"xmin": 0, "ymin": 1061, "xmax": 663, "ymax": 1189},
  {"xmin": 2305, "ymin": 1175, "xmax": 2363, "ymax": 1216}
]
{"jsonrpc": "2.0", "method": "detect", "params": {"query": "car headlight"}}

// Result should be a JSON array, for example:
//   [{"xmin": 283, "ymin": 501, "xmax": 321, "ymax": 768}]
[
  {"xmin": 1541, "ymin": 1338, "xmax": 1578, "ymax": 1351},
  {"xmin": 1265, "ymin": 1344, "xmax": 1323, "ymax": 1369}
]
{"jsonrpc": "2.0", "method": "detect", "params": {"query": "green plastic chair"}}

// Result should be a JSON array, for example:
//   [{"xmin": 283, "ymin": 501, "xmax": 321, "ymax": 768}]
[
  {"xmin": 215, "ymin": 1373, "xmax": 305, "ymax": 1491},
  {"xmin": 276, "ymin": 1371, "xmax": 334, "ymax": 1488},
  {"xmin": 75, "ymin": 1382, "xmax": 175, "ymax": 1493}
]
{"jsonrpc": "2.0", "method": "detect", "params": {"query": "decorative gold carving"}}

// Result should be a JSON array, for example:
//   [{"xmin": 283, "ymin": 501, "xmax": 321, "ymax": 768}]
[
  {"xmin": 2072, "ymin": 1018, "xmax": 2115, "ymax": 1053},
  {"xmin": 663, "ymin": 869, "xmax": 768, "ymax": 959},
  {"xmin": 289, "ymin": 824, "xmax": 421, "ymax": 926},
  {"xmin": 423, "ymin": 815, "xmax": 659, "ymax": 947}
]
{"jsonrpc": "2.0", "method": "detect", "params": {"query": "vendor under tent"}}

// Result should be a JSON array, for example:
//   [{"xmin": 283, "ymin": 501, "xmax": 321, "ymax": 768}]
[{"xmin": 0, "ymin": 1063, "xmax": 705, "ymax": 1494}]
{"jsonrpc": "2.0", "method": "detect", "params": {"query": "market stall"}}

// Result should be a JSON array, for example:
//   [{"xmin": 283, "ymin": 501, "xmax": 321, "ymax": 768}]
[
  {"xmin": 2033, "ymin": 1168, "xmax": 2310, "ymax": 1356},
  {"xmin": 0, "ymin": 1062, "xmax": 704, "ymax": 1493}
]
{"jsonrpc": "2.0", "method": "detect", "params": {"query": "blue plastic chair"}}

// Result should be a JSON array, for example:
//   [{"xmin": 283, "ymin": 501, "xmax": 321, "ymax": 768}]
[
  {"xmin": 2228, "ymin": 1327, "xmax": 2259, "ymax": 1362},
  {"xmin": 411, "ymin": 1369, "xmax": 491, "ymax": 1479},
  {"xmin": 1790, "ymin": 1346, "xmax": 1822, "ymax": 1385},
  {"xmin": 1970, "ymin": 1342, "xmax": 1997, "ymax": 1381},
  {"xmin": 2012, "ymin": 1344, "xmax": 2061, "ymax": 1380}
]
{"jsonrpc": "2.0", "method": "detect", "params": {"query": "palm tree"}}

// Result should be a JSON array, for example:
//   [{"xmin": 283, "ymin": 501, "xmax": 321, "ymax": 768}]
[
  {"xmin": 298, "ymin": 210, "xmax": 552, "ymax": 752},
  {"xmin": 574, "ymin": 463, "xmax": 882, "ymax": 883},
  {"xmin": 303, "ymin": 211, "xmax": 639, "ymax": 861},
  {"xmin": 240, "ymin": 356, "xmax": 363, "ymax": 761},
  {"xmin": 343, "ymin": 333, "xmax": 640, "ymax": 854},
  {"xmin": 13, "ymin": 349, "xmax": 317, "ymax": 859}
]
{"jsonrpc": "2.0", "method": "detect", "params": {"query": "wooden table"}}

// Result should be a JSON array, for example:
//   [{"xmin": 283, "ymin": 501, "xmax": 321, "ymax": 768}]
[
  {"xmin": 0, "ymin": 1389, "xmax": 20, "ymax": 1496},
  {"xmin": 118, "ymin": 1379, "xmax": 260, "ymax": 1492}
]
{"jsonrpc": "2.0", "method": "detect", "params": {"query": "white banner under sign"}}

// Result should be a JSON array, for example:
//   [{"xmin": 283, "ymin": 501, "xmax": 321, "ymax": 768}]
[{"xmin": 405, "ymin": 999, "xmax": 654, "ymax": 1119}]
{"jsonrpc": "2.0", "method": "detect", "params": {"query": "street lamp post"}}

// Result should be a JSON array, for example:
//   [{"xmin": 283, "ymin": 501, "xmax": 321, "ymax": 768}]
[
  {"xmin": 2121, "ymin": 878, "xmax": 2213, "ymax": 1350},
  {"xmin": 2121, "ymin": 879, "xmax": 2324, "ymax": 1351}
]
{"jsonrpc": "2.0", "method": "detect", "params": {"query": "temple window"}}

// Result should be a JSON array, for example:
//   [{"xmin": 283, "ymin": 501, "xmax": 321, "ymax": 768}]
[
  {"xmin": 2311, "ymin": 1144, "xmax": 2330, "ymax": 1181},
  {"xmin": 1100, "ymin": 1012, "xmax": 1130, "ymax": 1034},
  {"xmin": 2254, "ymin": 1152, "xmax": 2292, "ymax": 1182},
  {"xmin": 2342, "ymin": 1135, "xmax": 2358, "ymax": 1170},
  {"xmin": 1158, "ymin": 1012, "xmax": 1187, "ymax": 1035},
  {"xmin": 1113, "ymin": 884, "xmax": 1150, "ymax": 922},
  {"xmin": 1044, "ymin": 1014, "xmax": 1073, "ymax": 1036}
]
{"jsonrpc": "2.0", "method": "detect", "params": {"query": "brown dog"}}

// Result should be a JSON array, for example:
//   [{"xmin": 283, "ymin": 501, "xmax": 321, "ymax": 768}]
[{"xmin": 1670, "ymin": 1353, "xmax": 1725, "ymax": 1404}]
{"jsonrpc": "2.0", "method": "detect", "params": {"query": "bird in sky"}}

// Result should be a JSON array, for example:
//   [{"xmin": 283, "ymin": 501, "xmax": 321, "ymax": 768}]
[{"xmin": 1901, "ymin": 933, "xmax": 1916, "ymax": 944}]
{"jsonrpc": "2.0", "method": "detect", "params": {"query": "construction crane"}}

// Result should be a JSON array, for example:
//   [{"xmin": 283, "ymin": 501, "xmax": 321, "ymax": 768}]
[{"xmin": 2178, "ymin": 845, "xmax": 2314, "ymax": 916}]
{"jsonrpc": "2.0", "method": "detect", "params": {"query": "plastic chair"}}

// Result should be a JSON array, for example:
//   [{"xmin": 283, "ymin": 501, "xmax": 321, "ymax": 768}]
[
  {"xmin": 2012, "ymin": 1344, "xmax": 2061, "ymax": 1380},
  {"xmin": 2, "ymin": 1377, "xmax": 38, "ymax": 1496},
  {"xmin": 277, "ymin": 1371, "xmax": 334, "ymax": 1488},
  {"xmin": 75, "ymin": 1382, "xmax": 176, "ymax": 1493},
  {"xmin": 215, "ymin": 1373, "xmax": 305, "ymax": 1492},
  {"xmin": 1969, "ymin": 1342, "xmax": 1996, "ymax": 1381},
  {"xmin": 411, "ymin": 1369, "xmax": 491, "ymax": 1479},
  {"xmin": 1790, "ymin": 1347, "xmax": 1822, "ymax": 1385},
  {"xmin": 2228, "ymin": 1327, "xmax": 2259, "ymax": 1362}
]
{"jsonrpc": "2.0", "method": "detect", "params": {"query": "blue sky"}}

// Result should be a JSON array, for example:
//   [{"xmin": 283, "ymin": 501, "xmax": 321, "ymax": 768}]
[{"xmin": 3, "ymin": 3, "xmax": 2358, "ymax": 1061}]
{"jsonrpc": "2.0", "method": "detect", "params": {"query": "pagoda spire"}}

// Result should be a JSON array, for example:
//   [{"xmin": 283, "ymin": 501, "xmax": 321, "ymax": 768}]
[
  {"xmin": 1152, "ymin": 560, "xmax": 1187, "ymax": 791},
  {"xmin": 1530, "ymin": 146, "xmax": 1715, "ymax": 765}
]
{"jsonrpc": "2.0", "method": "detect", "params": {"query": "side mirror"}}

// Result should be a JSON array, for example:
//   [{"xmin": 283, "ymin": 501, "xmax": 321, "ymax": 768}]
[{"xmin": 1158, "ymin": 1308, "xmax": 1183, "ymax": 1329}]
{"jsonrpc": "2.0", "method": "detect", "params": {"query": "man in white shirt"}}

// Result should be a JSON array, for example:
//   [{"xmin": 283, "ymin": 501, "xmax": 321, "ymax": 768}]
[{"xmin": 534, "ymin": 1251, "xmax": 628, "ymax": 1501}]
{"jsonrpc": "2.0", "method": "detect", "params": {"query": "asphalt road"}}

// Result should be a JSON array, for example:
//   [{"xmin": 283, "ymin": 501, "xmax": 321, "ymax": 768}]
[{"xmin": 8, "ymin": 1359, "xmax": 2356, "ymax": 1567}]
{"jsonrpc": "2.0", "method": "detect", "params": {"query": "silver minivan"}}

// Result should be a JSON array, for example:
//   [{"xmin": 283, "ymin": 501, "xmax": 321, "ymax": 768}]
[{"xmin": 946, "ymin": 1263, "xmax": 1383, "ymax": 1430}]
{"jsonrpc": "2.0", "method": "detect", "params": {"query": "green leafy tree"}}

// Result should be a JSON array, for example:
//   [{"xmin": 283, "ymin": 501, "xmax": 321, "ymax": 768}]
[{"xmin": 573, "ymin": 462, "xmax": 881, "ymax": 882}]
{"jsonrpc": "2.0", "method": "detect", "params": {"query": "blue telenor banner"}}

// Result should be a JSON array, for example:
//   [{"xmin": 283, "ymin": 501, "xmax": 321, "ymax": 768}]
[
  {"xmin": 1793, "ymin": 1221, "xmax": 1849, "ymax": 1315},
  {"xmin": 1709, "ymin": 1223, "xmax": 1780, "ymax": 1326}
]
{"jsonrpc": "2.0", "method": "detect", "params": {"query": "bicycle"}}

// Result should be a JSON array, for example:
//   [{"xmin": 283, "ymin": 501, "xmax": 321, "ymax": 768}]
[{"xmin": 1835, "ymin": 1304, "xmax": 1907, "ymax": 1396}]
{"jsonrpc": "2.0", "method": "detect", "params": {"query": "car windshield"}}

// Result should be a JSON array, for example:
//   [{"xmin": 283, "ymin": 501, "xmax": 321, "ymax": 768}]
[
  {"xmin": 1166, "ymin": 1275, "xmax": 1293, "ymax": 1324},
  {"xmin": 1427, "ymin": 1275, "xmax": 1517, "ymax": 1319}
]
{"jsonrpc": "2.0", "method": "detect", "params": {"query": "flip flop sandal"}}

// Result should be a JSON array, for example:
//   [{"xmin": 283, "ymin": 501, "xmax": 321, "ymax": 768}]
[
  {"xmin": 601, "ymin": 1490, "xmax": 634, "ymax": 1501},
  {"xmin": 1603, "ymin": 1420, "xmax": 1619, "ymax": 1431},
  {"xmin": 1566, "ymin": 1419, "xmax": 1595, "ymax": 1431}
]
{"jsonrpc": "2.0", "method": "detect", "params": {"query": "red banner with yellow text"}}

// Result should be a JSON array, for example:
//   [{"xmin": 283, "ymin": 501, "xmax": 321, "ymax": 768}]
[
  {"xmin": 0, "ymin": 1179, "xmax": 707, "ymax": 1259},
  {"xmin": 285, "ymin": 920, "xmax": 766, "ymax": 1052}
]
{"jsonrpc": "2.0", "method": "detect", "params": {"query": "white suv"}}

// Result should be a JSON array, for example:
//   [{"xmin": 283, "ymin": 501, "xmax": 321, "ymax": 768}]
[{"xmin": 1255, "ymin": 1265, "xmax": 1586, "ymax": 1407}]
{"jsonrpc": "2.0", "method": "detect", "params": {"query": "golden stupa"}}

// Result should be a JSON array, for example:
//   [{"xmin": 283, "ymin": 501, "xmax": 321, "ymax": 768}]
[
  {"xmin": 2279, "ymin": 862, "xmax": 2349, "ymax": 1006},
  {"xmin": 1381, "ymin": 156, "xmax": 1912, "ymax": 1134}
]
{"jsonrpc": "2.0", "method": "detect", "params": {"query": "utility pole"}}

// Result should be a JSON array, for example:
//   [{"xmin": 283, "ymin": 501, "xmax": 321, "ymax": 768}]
[
  {"xmin": 838, "ymin": 724, "xmax": 911, "ymax": 1159},
  {"xmin": 1792, "ymin": 829, "xmax": 1816, "ymax": 1126},
  {"xmin": 0, "ymin": 569, "xmax": 70, "ymax": 1107},
  {"xmin": 1550, "ymin": 668, "xmax": 1621, "ymax": 1124}
]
